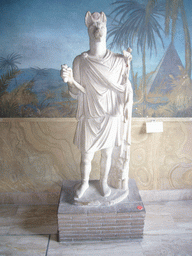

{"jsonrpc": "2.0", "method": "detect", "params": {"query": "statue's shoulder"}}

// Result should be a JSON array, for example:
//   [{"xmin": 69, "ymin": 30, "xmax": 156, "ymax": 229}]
[
  {"xmin": 108, "ymin": 50, "xmax": 126, "ymax": 66},
  {"xmin": 73, "ymin": 52, "xmax": 89, "ymax": 65},
  {"xmin": 108, "ymin": 50, "xmax": 124, "ymax": 60},
  {"xmin": 73, "ymin": 54, "xmax": 81, "ymax": 64},
  {"xmin": 112, "ymin": 51, "xmax": 124, "ymax": 60}
]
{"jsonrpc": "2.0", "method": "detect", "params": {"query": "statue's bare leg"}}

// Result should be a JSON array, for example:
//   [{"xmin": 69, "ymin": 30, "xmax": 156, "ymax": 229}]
[
  {"xmin": 122, "ymin": 158, "xmax": 130, "ymax": 190},
  {"xmin": 75, "ymin": 151, "xmax": 94, "ymax": 199},
  {"xmin": 100, "ymin": 147, "xmax": 113, "ymax": 197},
  {"xmin": 121, "ymin": 146, "xmax": 130, "ymax": 190}
]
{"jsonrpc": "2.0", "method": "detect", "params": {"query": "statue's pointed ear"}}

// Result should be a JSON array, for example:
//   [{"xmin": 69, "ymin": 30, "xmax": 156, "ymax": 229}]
[
  {"xmin": 85, "ymin": 11, "xmax": 92, "ymax": 27},
  {"xmin": 100, "ymin": 12, "xmax": 107, "ymax": 24}
]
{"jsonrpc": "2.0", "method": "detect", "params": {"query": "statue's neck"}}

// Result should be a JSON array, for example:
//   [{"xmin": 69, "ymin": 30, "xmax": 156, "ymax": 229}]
[{"xmin": 89, "ymin": 39, "xmax": 107, "ymax": 58}]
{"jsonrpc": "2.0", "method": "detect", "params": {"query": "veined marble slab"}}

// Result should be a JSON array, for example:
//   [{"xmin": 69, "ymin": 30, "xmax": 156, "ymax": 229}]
[
  {"xmin": 0, "ymin": 118, "xmax": 192, "ymax": 204},
  {"xmin": 0, "ymin": 235, "xmax": 49, "ymax": 256}
]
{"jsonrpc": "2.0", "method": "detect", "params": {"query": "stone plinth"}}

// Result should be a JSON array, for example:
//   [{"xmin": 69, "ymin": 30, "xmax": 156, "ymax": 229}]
[{"xmin": 58, "ymin": 179, "xmax": 145, "ymax": 242}]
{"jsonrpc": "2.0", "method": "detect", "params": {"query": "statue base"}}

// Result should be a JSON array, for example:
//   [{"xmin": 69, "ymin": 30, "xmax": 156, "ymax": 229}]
[{"xmin": 58, "ymin": 179, "xmax": 145, "ymax": 242}]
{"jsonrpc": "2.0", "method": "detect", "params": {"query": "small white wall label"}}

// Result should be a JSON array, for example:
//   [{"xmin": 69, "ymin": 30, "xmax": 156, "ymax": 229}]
[{"xmin": 146, "ymin": 121, "xmax": 163, "ymax": 133}]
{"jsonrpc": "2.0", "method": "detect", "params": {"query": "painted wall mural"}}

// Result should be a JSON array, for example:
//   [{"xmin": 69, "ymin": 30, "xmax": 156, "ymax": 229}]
[{"xmin": 0, "ymin": 0, "xmax": 192, "ymax": 118}]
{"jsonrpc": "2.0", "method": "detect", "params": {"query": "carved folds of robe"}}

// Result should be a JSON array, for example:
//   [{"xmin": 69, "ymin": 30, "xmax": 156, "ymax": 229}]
[{"xmin": 70, "ymin": 50, "xmax": 132, "ymax": 153}]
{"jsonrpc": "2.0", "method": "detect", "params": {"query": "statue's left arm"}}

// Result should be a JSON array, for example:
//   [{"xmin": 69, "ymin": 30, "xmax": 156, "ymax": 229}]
[
  {"xmin": 124, "ymin": 81, "xmax": 133, "ymax": 122},
  {"xmin": 122, "ymin": 48, "xmax": 133, "ymax": 122}
]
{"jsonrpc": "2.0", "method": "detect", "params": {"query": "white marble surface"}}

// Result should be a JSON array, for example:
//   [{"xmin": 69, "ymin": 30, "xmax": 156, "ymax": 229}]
[
  {"xmin": 48, "ymin": 235, "xmax": 144, "ymax": 256},
  {"xmin": 0, "ymin": 200, "xmax": 192, "ymax": 255},
  {"xmin": 0, "ymin": 205, "xmax": 57, "ymax": 235},
  {"xmin": 0, "ymin": 235, "xmax": 49, "ymax": 256}
]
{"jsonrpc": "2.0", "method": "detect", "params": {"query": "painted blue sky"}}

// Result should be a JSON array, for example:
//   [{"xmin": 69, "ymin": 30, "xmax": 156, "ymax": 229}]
[{"xmin": 0, "ymin": 0, "xmax": 192, "ymax": 76}]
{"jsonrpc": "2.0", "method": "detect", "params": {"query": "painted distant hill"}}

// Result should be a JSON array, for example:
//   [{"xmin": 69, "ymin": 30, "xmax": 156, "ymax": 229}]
[
  {"xmin": 2, "ymin": 68, "xmax": 68, "ymax": 103},
  {"xmin": 0, "ymin": 68, "xmax": 77, "ymax": 118}
]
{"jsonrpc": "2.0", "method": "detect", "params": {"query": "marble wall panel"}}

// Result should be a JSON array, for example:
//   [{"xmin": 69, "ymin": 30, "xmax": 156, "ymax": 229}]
[
  {"xmin": 0, "ymin": 118, "xmax": 192, "ymax": 204},
  {"xmin": 130, "ymin": 119, "xmax": 192, "ymax": 190}
]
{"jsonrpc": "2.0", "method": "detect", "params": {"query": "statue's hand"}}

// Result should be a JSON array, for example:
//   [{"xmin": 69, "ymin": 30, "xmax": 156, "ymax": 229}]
[
  {"xmin": 60, "ymin": 64, "xmax": 86, "ymax": 94},
  {"xmin": 60, "ymin": 64, "xmax": 74, "ymax": 85}
]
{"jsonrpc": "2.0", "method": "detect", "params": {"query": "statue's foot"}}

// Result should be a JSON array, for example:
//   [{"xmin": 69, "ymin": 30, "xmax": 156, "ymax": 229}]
[
  {"xmin": 74, "ymin": 181, "xmax": 89, "ymax": 200},
  {"xmin": 100, "ymin": 180, "xmax": 111, "ymax": 197}
]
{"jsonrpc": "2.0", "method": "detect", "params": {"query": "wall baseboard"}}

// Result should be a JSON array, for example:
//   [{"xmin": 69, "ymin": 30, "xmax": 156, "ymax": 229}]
[
  {"xmin": 140, "ymin": 189, "xmax": 192, "ymax": 202},
  {"xmin": 1, "ymin": 188, "xmax": 192, "ymax": 205},
  {"xmin": 0, "ymin": 191, "xmax": 60, "ymax": 205}
]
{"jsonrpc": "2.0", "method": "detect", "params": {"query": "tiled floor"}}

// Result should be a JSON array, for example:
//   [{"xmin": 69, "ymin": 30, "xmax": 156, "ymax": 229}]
[{"xmin": 0, "ymin": 200, "xmax": 192, "ymax": 255}]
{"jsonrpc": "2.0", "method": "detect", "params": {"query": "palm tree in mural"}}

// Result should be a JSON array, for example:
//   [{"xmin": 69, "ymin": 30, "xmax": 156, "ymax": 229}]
[
  {"xmin": 0, "ymin": 53, "xmax": 22, "ymax": 86},
  {"xmin": 165, "ymin": 0, "xmax": 191, "ymax": 78},
  {"xmin": 107, "ymin": 0, "xmax": 165, "ymax": 110},
  {"xmin": 0, "ymin": 53, "xmax": 22, "ymax": 71}
]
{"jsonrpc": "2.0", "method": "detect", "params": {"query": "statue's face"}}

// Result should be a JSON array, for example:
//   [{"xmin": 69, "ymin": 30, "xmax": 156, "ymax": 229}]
[{"xmin": 88, "ymin": 21, "xmax": 107, "ymax": 42}]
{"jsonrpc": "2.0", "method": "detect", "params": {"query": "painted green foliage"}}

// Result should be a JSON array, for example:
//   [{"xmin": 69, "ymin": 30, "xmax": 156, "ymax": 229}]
[
  {"xmin": 0, "ymin": 0, "xmax": 191, "ymax": 118},
  {"xmin": 108, "ymin": 0, "xmax": 192, "ymax": 117},
  {"xmin": 0, "ymin": 55, "xmax": 77, "ymax": 118},
  {"xmin": 0, "ymin": 53, "xmax": 37, "ymax": 117},
  {"xmin": 165, "ymin": 0, "xmax": 191, "ymax": 77},
  {"xmin": 0, "ymin": 69, "xmax": 37, "ymax": 117}
]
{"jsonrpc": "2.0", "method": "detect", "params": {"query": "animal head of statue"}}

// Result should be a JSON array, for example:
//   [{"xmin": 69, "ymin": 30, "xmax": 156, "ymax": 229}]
[{"xmin": 85, "ymin": 11, "xmax": 107, "ymax": 41}]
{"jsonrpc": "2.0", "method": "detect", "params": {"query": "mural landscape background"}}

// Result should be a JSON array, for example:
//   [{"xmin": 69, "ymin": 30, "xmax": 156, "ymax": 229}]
[{"xmin": 0, "ymin": 0, "xmax": 192, "ymax": 118}]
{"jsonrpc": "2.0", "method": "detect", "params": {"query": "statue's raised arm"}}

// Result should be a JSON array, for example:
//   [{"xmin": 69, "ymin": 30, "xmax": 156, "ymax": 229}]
[{"xmin": 60, "ymin": 63, "xmax": 86, "ymax": 94}]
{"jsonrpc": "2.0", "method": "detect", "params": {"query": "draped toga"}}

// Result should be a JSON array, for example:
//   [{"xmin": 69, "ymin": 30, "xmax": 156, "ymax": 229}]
[{"xmin": 70, "ymin": 49, "xmax": 132, "ymax": 154}]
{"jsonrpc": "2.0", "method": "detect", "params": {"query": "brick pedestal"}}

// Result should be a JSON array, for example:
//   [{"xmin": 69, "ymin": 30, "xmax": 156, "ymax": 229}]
[{"xmin": 58, "ymin": 179, "xmax": 145, "ymax": 242}]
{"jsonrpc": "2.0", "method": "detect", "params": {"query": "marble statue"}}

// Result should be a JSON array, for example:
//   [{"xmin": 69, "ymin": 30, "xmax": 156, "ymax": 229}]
[{"xmin": 60, "ymin": 11, "xmax": 133, "ymax": 201}]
